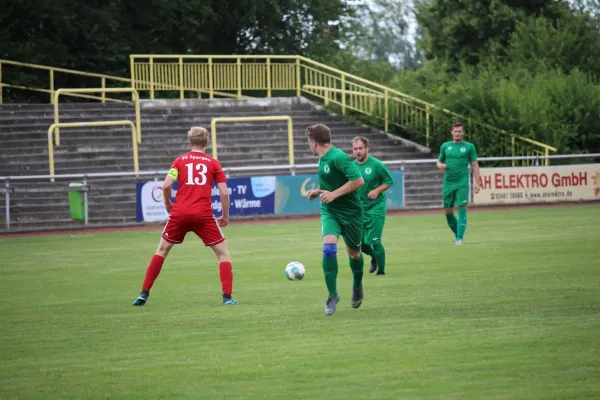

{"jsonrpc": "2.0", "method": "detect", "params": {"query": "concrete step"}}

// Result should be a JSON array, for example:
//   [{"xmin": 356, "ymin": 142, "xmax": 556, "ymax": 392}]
[
  {"xmin": 0, "ymin": 141, "xmax": 419, "ymax": 159},
  {"xmin": 405, "ymin": 192, "xmax": 442, "ymax": 202},
  {"xmin": 7, "ymin": 215, "xmax": 134, "ymax": 227},
  {"xmin": 0, "ymin": 109, "xmax": 329, "ymax": 125},
  {"xmin": 11, "ymin": 200, "xmax": 136, "ymax": 214},
  {"xmin": 403, "ymin": 199, "xmax": 443, "ymax": 209},
  {"xmin": 0, "ymin": 97, "xmax": 442, "ymax": 231},
  {"xmin": 0, "ymin": 119, "xmax": 366, "ymax": 135}
]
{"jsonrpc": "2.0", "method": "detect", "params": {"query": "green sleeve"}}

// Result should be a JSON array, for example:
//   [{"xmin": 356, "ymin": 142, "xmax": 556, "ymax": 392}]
[
  {"xmin": 438, "ymin": 143, "xmax": 446, "ymax": 162},
  {"xmin": 335, "ymin": 153, "xmax": 362, "ymax": 181},
  {"xmin": 469, "ymin": 143, "xmax": 478, "ymax": 162},
  {"xmin": 378, "ymin": 161, "xmax": 395, "ymax": 187}
]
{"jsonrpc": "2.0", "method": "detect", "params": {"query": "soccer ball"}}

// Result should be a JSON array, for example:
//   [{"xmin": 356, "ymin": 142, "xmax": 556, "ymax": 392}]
[{"xmin": 285, "ymin": 262, "xmax": 306, "ymax": 281}]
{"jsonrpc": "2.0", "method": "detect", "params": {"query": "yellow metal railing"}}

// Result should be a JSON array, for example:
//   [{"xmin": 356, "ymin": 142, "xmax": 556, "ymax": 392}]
[
  {"xmin": 210, "ymin": 116, "xmax": 294, "ymax": 165},
  {"xmin": 47, "ymin": 120, "xmax": 139, "ymax": 182},
  {"xmin": 0, "ymin": 59, "xmax": 132, "ymax": 104},
  {"xmin": 1, "ymin": 56, "xmax": 557, "ymax": 164},
  {"xmin": 53, "ymin": 88, "xmax": 142, "ymax": 144},
  {"xmin": 130, "ymin": 54, "xmax": 557, "ymax": 163}
]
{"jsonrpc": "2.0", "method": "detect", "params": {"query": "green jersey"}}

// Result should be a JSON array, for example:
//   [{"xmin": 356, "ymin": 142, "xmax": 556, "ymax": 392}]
[
  {"xmin": 438, "ymin": 140, "xmax": 478, "ymax": 183},
  {"xmin": 354, "ymin": 156, "xmax": 395, "ymax": 217},
  {"xmin": 318, "ymin": 146, "xmax": 363, "ymax": 223}
]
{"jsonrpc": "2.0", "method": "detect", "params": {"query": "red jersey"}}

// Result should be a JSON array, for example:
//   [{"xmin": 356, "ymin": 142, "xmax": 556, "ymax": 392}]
[{"xmin": 169, "ymin": 151, "xmax": 226, "ymax": 215}]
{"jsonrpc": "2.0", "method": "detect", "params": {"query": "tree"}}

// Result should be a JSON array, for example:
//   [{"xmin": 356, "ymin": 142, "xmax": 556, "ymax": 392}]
[
  {"xmin": 507, "ymin": 11, "xmax": 600, "ymax": 77},
  {"xmin": 338, "ymin": 0, "xmax": 421, "ymax": 70},
  {"xmin": 415, "ymin": 0, "xmax": 570, "ymax": 70},
  {"xmin": 0, "ymin": 0, "xmax": 351, "ymax": 101}
]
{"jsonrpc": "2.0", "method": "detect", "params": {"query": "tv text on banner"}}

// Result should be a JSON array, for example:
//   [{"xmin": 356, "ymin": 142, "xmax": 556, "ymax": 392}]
[
  {"xmin": 474, "ymin": 164, "xmax": 600, "ymax": 205},
  {"xmin": 136, "ymin": 176, "xmax": 276, "ymax": 222}
]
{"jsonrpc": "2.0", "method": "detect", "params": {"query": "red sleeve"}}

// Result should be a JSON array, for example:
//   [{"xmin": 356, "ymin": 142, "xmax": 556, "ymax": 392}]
[
  {"xmin": 213, "ymin": 159, "xmax": 227, "ymax": 184},
  {"xmin": 170, "ymin": 157, "xmax": 179, "ymax": 170}
]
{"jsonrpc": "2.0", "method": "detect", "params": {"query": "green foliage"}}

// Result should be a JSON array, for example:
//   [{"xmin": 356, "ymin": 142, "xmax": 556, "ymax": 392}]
[
  {"xmin": 402, "ymin": 0, "xmax": 600, "ymax": 154},
  {"xmin": 415, "ymin": 0, "xmax": 570, "ymax": 70},
  {"xmin": 507, "ymin": 12, "xmax": 600, "ymax": 76},
  {"xmin": 393, "ymin": 63, "xmax": 600, "ymax": 154},
  {"xmin": 2, "ymin": 0, "xmax": 599, "ymax": 154}
]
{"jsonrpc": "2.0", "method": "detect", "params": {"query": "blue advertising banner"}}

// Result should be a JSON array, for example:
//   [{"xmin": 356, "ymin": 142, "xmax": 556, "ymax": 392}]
[
  {"xmin": 274, "ymin": 171, "xmax": 405, "ymax": 215},
  {"xmin": 384, "ymin": 171, "xmax": 405, "ymax": 209},
  {"xmin": 136, "ymin": 176, "xmax": 276, "ymax": 222},
  {"xmin": 275, "ymin": 174, "xmax": 321, "ymax": 215}
]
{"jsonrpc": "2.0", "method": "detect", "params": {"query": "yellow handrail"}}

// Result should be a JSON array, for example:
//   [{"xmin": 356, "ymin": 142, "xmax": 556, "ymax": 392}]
[
  {"xmin": 210, "ymin": 116, "xmax": 294, "ymax": 165},
  {"xmin": 1, "ymin": 56, "xmax": 558, "ymax": 161},
  {"xmin": 53, "ymin": 88, "xmax": 142, "ymax": 144},
  {"xmin": 129, "ymin": 55, "xmax": 557, "ymax": 160},
  {"xmin": 47, "ymin": 120, "xmax": 139, "ymax": 182},
  {"xmin": 0, "ymin": 59, "xmax": 131, "ymax": 104}
]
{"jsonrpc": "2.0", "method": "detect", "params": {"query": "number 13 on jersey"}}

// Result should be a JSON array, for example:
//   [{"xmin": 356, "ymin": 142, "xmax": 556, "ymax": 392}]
[{"xmin": 185, "ymin": 162, "xmax": 208, "ymax": 186}]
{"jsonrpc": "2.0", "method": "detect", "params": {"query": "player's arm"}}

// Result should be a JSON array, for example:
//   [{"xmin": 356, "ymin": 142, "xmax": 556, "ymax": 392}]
[
  {"xmin": 437, "ymin": 143, "xmax": 446, "ymax": 170},
  {"xmin": 213, "ymin": 161, "xmax": 230, "ymax": 226},
  {"xmin": 332, "ymin": 177, "xmax": 364, "ymax": 199},
  {"xmin": 368, "ymin": 162, "xmax": 395, "ymax": 199},
  {"xmin": 469, "ymin": 144, "xmax": 481, "ymax": 193},
  {"xmin": 217, "ymin": 182, "xmax": 230, "ymax": 225},
  {"xmin": 163, "ymin": 166, "xmax": 178, "ymax": 212}
]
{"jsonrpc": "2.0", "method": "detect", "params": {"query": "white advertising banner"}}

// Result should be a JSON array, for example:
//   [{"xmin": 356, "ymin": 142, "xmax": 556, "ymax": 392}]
[{"xmin": 474, "ymin": 164, "xmax": 600, "ymax": 205}]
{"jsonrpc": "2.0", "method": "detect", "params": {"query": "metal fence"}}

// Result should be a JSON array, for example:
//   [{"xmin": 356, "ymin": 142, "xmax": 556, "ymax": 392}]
[{"xmin": 2, "ymin": 154, "xmax": 599, "ymax": 230}]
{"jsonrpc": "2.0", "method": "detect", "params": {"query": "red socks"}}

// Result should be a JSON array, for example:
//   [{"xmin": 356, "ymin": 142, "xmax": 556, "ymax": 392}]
[
  {"xmin": 142, "ymin": 256, "xmax": 232, "ymax": 296},
  {"xmin": 219, "ymin": 261, "xmax": 233, "ymax": 295},
  {"xmin": 142, "ymin": 255, "xmax": 165, "ymax": 291}
]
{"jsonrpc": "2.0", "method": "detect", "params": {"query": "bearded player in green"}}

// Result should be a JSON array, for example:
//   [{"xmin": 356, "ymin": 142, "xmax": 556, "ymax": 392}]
[
  {"xmin": 437, "ymin": 123, "xmax": 481, "ymax": 245},
  {"xmin": 305, "ymin": 124, "xmax": 366, "ymax": 316},
  {"xmin": 351, "ymin": 136, "xmax": 395, "ymax": 275}
]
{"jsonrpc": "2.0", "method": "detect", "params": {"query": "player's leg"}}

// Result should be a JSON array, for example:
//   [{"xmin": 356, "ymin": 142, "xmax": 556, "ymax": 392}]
[
  {"xmin": 361, "ymin": 216, "xmax": 377, "ymax": 273},
  {"xmin": 210, "ymin": 241, "xmax": 238, "ymax": 305},
  {"xmin": 370, "ymin": 216, "xmax": 387, "ymax": 275},
  {"xmin": 321, "ymin": 211, "xmax": 341, "ymax": 316},
  {"xmin": 455, "ymin": 183, "xmax": 470, "ymax": 245},
  {"xmin": 442, "ymin": 182, "xmax": 458, "ymax": 241},
  {"xmin": 341, "ymin": 219, "xmax": 365, "ymax": 309},
  {"xmin": 133, "ymin": 220, "xmax": 181, "ymax": 306},
  {"xmin": 193, "ymin": 216, "xmax": 237, "ymax": 304}
]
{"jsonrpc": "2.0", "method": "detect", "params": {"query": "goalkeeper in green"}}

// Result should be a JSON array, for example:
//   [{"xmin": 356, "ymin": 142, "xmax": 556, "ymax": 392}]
[
  {"xmin": 436, "ymin": 123, "xmax": 481, "ymax": 245},
  {"xmin": 351, "ymin": 136, "xmax": 395, "ymax": 275}
]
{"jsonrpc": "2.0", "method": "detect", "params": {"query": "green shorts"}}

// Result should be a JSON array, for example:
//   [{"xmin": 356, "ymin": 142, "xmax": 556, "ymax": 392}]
[
  {"xmin": 321, "ymin": 211, "xmax": 363, "ymax": 250},
  {"xmin": 363, "ymin": 214, "xmax": 385, "ymax": 246},
  {"xmin": 442, "ymin": 181, "xmax": 470, "ymax": 208}
]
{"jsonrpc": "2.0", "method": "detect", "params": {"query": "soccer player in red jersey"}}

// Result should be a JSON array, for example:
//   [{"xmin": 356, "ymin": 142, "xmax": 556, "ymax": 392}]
[{"xmin": 132, "ymin": 127, "xmax": 238, "ymax": 306}]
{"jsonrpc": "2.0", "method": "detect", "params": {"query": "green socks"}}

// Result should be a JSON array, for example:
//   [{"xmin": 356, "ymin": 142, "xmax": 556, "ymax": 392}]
[
  {"xmin": 323, "ymin": 250, "xmax": 365, "ymax": 295},
  {"xmin": 322, "ymin": 255, "xmax": 338, "ymax": 296},
  {"xmin": 445, "ymin": 213, "xmax": 458, "ymax": 237},
  {"xmin": 456, "ymin": 207, "xmax": 467, "ymax": 241},
  {"xmin": 372, "ymin": 244, "xmax": 386, "ymax": 273},
  {"xmin": 361, "ymin": 244, "xmax": 374, "ymax": 257},
  {"xmin": 349, "ymin": 254, "xmax": 364, "ymax": 289}
]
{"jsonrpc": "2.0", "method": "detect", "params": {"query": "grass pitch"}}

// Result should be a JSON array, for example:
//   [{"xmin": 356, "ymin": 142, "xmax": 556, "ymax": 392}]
[{"xmin": 1, "ymin": 205, "xmax": 599, "ymax": 399}]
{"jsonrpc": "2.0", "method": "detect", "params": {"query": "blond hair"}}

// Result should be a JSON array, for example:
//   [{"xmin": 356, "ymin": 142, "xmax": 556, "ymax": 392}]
[{"xmin": 188, "ymin": 127, "xmax": 208, "ymax": 148}]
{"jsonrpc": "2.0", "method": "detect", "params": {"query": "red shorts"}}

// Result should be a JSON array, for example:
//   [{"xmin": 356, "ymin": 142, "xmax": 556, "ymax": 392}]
[{"xmin": 161, "ymin": 213, "xmax": 225, "ymax": 246}]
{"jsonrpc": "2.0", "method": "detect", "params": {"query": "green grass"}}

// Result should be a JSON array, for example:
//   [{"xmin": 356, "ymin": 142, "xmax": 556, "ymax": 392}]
[{"xmin": 1, "ymin": 205, "xmax": 600, "ymax": 400}]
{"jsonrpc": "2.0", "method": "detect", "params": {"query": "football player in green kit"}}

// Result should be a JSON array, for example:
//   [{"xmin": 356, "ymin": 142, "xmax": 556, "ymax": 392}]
[
  {"xmin": 351, "ymin": 136, "xmax": 395, "ymax": 275},
  {"xmin": 305, "ymin": 124, "xmax": 366, "ymax": 316},
  {"xmin": 437, "ymin": 123, "xmax": 481, "ymax": 245}
]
